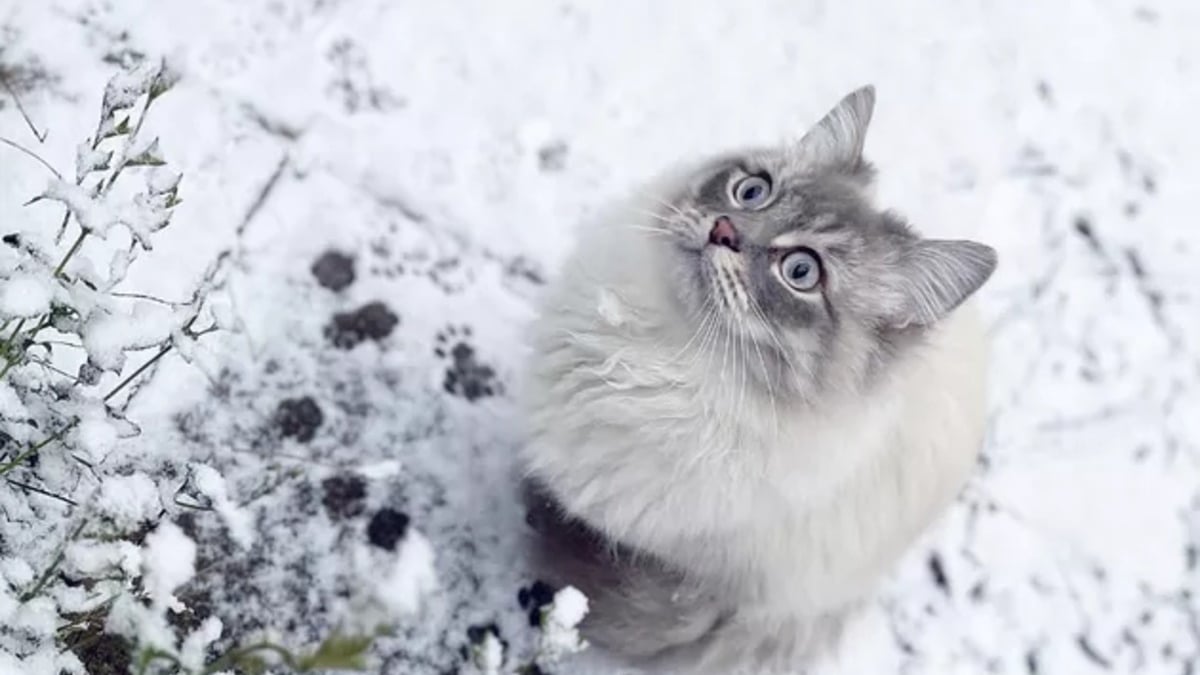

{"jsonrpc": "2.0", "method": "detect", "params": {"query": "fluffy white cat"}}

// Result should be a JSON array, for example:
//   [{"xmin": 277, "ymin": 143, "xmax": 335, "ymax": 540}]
[{"xmin": 520, "ymin": 86, "xmax": 996, "ymax": 674}]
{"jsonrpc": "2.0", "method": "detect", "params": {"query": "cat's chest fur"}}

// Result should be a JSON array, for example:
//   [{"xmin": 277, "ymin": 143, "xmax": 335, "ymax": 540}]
[{"xmin": 522, "ymin": 277, "xmax": 986, "ymax": 616}]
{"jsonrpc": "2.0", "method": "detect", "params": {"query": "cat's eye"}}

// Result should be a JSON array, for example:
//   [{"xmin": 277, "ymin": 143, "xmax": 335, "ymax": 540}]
[
  {"xmin": 779, "ymin": 249, "xmax": 822, "ymax": 291},
  {"xmin": 731, "ymin": 174, "xmax": 772, "ymax": 210}
]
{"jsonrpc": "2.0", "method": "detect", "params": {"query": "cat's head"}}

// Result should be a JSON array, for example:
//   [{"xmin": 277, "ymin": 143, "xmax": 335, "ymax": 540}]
[{"xmin": 647, "ymin": 86, "xmax": 997, "ymax": 395}]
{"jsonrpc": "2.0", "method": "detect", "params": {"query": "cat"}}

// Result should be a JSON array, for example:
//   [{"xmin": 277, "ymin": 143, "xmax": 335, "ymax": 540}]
[{"xmin": 519, "ymin": 86, "xmax": 996, "ymax": 674}]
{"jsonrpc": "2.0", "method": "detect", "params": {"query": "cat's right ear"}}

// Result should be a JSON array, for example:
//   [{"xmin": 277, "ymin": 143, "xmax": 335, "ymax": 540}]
[
  {"xmin": 875, "ymin": 239, "xmax": 998, "ymax": 329},
  {"xmin": 794, "ymin": 85, "xmax": 875, "ymax": 175}
]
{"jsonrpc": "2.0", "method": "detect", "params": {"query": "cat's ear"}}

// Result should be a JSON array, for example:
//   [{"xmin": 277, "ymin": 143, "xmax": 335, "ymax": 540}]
[
  {"xmin": 795, "ymin": 85, "xmax": 875, "ymax": 173},
  {"xmin": 878, "ymin": 239, "xmax": 997, "ymax": 328}
]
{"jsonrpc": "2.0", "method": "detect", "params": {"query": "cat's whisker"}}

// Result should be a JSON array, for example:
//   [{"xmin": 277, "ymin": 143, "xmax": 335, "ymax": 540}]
[
  {"xmin": 661, "ymin": 314, "xmax": 706, "ymax": 372},
  {"xmin": 734, "ymin": 316, "xmax": 750, "ymax": 440},
  {"xmin": 686, "ymin": 299, "xmax": 710, "ymax": 357},
  {"xmin": 637, "ymin": 192, "xmax": 688, "ymax": 220},
  {"xmin": 626, "ymin": 224, "xmax": 677, "ymax": 238},
  {"xmin": 719, "ymin": 313, "xmax": 734, "ymax": 416},
  {"xmin": 625, "ymin": 206, "xmax": 679, "ymax": 225},
  {"xmin": 743, "ymin": 298, "xmax": 776, "ymax": 359},
  {"xmin": 745, "ymin": 297, "xmax": 782, "ymax": 437},
  {"xmin": 672, "ymin": 299, "xmax": 717, "ymax": 366},
  {"xmin": 694, "ymin": 306, "xmax": 722, "ymax": 370},
  {"xmin": 747, "ymin": 296, "xmax": 804, "ymax": 389}
]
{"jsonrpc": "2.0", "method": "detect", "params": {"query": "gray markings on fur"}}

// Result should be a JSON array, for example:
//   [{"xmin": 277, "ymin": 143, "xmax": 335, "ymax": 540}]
[{"xmin": 521, "ymin": 85, "xmax": 998, "ymax": 673}]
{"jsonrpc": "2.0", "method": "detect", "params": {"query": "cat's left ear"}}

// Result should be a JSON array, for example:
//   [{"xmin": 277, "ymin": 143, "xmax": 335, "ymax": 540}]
[
  {"xmin": 878, "ymin": 239, "xmax": 998, "ymax": 329},
  {"xmin": 795, "ymin": 85, "xmax": 875, "ymax": 174}
]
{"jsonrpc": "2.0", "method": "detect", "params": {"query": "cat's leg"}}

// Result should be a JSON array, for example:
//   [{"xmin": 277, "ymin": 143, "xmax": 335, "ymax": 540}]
[{"xmin": 521, "ymin": 478, "xmax": 724, "ymax": 659}]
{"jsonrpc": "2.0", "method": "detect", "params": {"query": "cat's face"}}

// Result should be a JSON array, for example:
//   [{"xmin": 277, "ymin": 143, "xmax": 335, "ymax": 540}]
[{"xmin": 649, "ymin": 87, "xmax": 997, "ymax": 394}]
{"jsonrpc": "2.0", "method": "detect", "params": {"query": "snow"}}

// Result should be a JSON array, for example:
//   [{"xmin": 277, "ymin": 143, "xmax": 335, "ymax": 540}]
[
  {"xmin": 101, "ymin": 522, "xmax": 202, "ymax": 672},
  {"xmin": 95, "ymin": 473, "xmax": 163, "ymax": 531},
  {"xmin": 2, "ymin": 0, "xmax": 1199, "ymax": 674},
  {"xmin": 0, "ymin": 650, "xmax": 82, "ymax": 675},
  {"xmin": 191, "ymin": 463, "xmax": 255, "ymax": 549},
  {"xmin": 81, "ymin": 303, "xmax": 176, "ymax": 371},
  {"xmin": 75, "ymin": 405, "xmax": 119, "ymax": 459},
  {"xmin": 537, "ymin": 586, "xmax": 590, "ymax": 664},
  {"xmin": 0, "ymin": 383, "xmax": 31, "ymax": 442},
  {"xmin": 0, "ymin": 274, "xmax": 53, "ymax": 318},
  {"xmin": 142, "ymin": 521, "xmax": 196, "ymax": 611},
  {"xmin": 178, "ymin": 616, "xmax": 224, "ymax": 671},
  {"xmin": 371, "ymin": 529, "xmax": 438, "ymax": 618},
  {"xmin": 63, "ymin": 540, "xmax": 141, "ymax": 579},
  {"xmin": 474, "ymin": 631, "xmax": 505, "ymax": 675}
]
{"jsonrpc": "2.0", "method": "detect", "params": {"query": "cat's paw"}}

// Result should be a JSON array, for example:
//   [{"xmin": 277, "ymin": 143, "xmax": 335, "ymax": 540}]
[{"xmin": 434, "ymin": 325, "xmax": 501, "ymax": 402}]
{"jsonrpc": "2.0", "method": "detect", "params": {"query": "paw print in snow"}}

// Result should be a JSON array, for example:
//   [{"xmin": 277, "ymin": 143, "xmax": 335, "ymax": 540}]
[
  {"xmin": 325, "ymin": 301, "xmax": 399, "ymax": 349},
  {"xmin": 434, "ymin": 326, "xmax": 500, "ymax": 402}
]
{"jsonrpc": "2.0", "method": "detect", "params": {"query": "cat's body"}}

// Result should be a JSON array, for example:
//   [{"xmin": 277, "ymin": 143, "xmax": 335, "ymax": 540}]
[{"xmin": 520, "ymin": 87, "xmax": 995, "ymax": 674}]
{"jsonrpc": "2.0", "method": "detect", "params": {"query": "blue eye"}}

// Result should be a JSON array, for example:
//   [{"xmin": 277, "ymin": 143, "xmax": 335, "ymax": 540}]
[
  {"xmin": 779, "ymin": 249, "xmax": 822, "ymax": 291},
  {"xmin": 731, "ymin": 174, "xmax": 772, "ymax": 209}
]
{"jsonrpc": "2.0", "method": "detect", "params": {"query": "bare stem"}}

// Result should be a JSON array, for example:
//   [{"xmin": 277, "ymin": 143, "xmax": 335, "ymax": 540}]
[
  {"xmin": 0, "ymin": 426, "xmax": 72, "ymax": 476},
  {"xmin": 10, "ymin": 314, "xmax": 56, "ymax": 371},
  {"xmin": 0, "ymin": 136, "xmax": 62, "ymax": 179},
  {"xmin": 54, "ymin": 204, "xmax": 71, "ymax": 243},
  {"xmin": 0, "ymin": 357, "xmax": 16, "ymax": 382},
  {"xmin": 102, "ymin": 90, "xmax": 156, "ymax": 193},
  {"xmin": 0, "ymin": 318, "xmax": 29, "ymax": 378},
  {"xmin": 110, "ymin": 291, "xmax": 181, "ymax": 306},
  {"xmin": 0, "ymin": 74, "xmax": 48, "ymax": 142},
  {"xmin": 54, "ymin": 230, "xmax": 87, "ymax": 278},
  {"xmin": 4, "ymin": 478, "xmax": 78, "ymax": 507},
  {"xmin": 20, "ymin": 519, "xmax": 87, "ymax": 602},
  {"xmin": 103, "ymin": 344, "xmax": 170, "ymax": 403}
]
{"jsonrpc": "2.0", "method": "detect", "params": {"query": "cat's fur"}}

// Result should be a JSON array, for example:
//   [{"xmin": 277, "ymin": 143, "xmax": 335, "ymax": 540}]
[{"xmin": 519, "ymin": 86, "xmax": 996, "ymax": 674}]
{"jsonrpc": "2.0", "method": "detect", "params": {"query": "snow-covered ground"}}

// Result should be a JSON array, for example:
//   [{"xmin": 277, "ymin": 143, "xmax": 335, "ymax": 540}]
[{"xmin": 2, "ymin": 0, "xmax": 1198, "ymax": 673}]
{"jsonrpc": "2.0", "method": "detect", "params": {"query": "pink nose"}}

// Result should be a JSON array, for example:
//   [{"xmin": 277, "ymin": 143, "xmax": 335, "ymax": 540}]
[{"xmin": 708, "ymin": 216, "xmax": 740, "ymax": 252}]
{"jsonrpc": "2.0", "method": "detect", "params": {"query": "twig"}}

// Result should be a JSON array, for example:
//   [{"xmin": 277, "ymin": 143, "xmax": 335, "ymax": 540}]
[
  {"xmin": 103, "ymin": 344, "xmax": 171, "ymax": 403},
  {"xmin": 1, "ymin": 323, "xmax": 216, "ymax": 472},
  {"xmin": 54, "ymin": 230, "xmax": 87, "ymax": 277},
  {"xmin": 0, "ymin": 426, "xmax": 73, "ymax": 476},
  {"xmin": 26, "ymin": 355, "xmax": 82, "ymax": 382},
  {"xmin": 109, "ymin": 290, "xmax": 182, "ymax": 306},
  {"xmin": 54, "ymin": 207, "xmax": 71, "ymax": 243},
  {"xmin": 5, "ymin": 478, "xmax": 78, "ymax": 506},
  {"xmin": 0, "ymin": 136, "xmax": 62, "ymax": 179},
  {"xmin": 0, "ymin": 355, "xmax": 17, "ymax": 382},
  {"xmin": 1, "ymin": 74, "xmax": 48, "ymax": 142},
  {"xmin": 237, "ymin": 153, "xmax": 289, "ymax": 235},
  {"xmin": 34, "ymin": 339, "xmax": 84, "ymax": 350},
  {"xmin": 102, "ymin": 321, "xmax": 216, "ymax": 403},
  {"xmin": 11, "ymin": 314, "xmax": 58, "ymax": 368},
  {"xmin": 2, "ymin": 316, "xmax": 28, "ymax": 351},
  {"xmin": 102, "ymin": 91, "xmax": 156, "ymax": 193},
  {"xmin": 20, "ymin": 519, "xmax": 88, "ymax": 602}
]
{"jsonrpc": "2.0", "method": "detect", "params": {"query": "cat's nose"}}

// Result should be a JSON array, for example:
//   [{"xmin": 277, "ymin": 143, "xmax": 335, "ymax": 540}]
[{"xmin": 708, "ymin": 216, "xmax": 741, "ymax": 252}]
